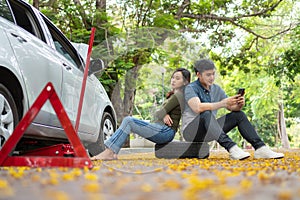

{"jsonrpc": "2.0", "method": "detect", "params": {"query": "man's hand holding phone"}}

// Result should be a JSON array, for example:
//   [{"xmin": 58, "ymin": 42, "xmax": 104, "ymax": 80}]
[
  {"xmin": 237, "ymin": 88, "xmax": 245, "ymax": 96},
  {"xmin": 236, "ymin": 88, "xmax": 245, "ymax": 107}
]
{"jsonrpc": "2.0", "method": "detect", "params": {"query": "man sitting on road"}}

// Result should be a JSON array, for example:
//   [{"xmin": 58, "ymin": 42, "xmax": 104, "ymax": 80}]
[{"xmin": 181, "ymin": 59, "xmax": 284, "ymax": 160}]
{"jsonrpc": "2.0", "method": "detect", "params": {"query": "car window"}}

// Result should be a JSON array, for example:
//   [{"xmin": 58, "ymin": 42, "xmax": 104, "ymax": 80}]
[
  {"xmin": 43, "ymin": 17, "xmax": 83, "ymax": 70},
  {"xmin": 0, "ymin": 0, "xmax": 14, "ymax": 22},
  {"xmin": 8, "ymin": 0, "xmax": 45, "ymax": 41}
]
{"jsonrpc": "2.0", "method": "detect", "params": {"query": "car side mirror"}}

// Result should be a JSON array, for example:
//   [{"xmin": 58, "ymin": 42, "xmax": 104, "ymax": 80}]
[{"xmin": 88, "ymin": 59, "xmax": 104, "ymax": 75}]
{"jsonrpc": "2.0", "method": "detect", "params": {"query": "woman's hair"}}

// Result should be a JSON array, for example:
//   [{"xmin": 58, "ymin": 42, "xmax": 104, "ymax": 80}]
[
  {"xmin": 177, "ymin": 67, "xmax": 191, "ymax": 83},
  {"xmin": 194, "ymin": 59, "xmax": 216, "ymax": 74},
  {"xmin": 166, "ymin": 68, "xmax": 191, "ymax": 99}
]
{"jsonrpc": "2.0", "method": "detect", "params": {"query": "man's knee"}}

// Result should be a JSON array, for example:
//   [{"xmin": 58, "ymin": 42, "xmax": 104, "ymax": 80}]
[
  {"xmin": 200, "ymin": 110, "xmax": 214, "ymax": 119},
  {"xmin": 231, "ymin": 111, "xmax": 247, "ymax": 119}
]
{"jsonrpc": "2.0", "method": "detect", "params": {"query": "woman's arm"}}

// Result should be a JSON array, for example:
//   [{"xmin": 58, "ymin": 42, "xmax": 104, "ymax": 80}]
[{"xmin": 154, "ymin": 94, "xmax": 180, "ymax": 120}]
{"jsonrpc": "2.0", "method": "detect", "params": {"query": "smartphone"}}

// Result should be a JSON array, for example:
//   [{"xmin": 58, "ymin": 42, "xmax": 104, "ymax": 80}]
[{"xmin": 237, "ymin": 88, "xmax": 245, "ymax": 96}]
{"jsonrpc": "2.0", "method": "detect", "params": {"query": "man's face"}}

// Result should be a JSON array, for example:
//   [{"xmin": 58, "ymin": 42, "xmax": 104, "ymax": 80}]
[{"xmin": 197, "ymin": 69, "xmax": 215, "ymax": 88}]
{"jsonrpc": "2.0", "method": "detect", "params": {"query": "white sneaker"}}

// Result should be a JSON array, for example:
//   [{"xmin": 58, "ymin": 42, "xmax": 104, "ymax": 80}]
[
  {"xmin": 254, "ymin": 146, "xmax": 284, "ymax": 159},
  {"xmin": 229, "ymin": 145, "xmax": 250, "ymax": 160}
]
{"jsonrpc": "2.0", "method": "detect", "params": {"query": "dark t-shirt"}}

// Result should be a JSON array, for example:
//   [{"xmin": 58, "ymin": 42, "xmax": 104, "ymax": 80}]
[{"xmin": 182, "ymin": 79, "xmax": 227, "ymax": 131}]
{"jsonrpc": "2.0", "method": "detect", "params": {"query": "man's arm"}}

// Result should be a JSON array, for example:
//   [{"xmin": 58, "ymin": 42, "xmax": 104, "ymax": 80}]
[
  {"xmin": 188, "ymin": 95, "xmax": 244, "ymax": 114},
  {"xmin": 187, "ymin": 97, "xmax": 227, "ymax": 114}
]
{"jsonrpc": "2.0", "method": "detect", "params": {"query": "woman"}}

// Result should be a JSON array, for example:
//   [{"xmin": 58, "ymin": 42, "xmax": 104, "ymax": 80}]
[{"xmin": 91, "ymin": 68, "xmax": 191, "ymax": 160}]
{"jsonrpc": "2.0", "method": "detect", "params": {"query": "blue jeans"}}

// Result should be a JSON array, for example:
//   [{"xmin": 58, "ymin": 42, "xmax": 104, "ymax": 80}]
[
  {"xmin": 105, "ymin": 116, "xmax": 175, "ymax": 154},
  {"xmin": 183, "ymin": 111, "xmax": 265, "ymax": 151}
]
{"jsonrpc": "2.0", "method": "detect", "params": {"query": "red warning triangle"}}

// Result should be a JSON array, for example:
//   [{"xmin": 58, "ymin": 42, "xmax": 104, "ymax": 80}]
[{"xmin": 0, "ymin": 82, "xmax": 93, "ymax": 168}]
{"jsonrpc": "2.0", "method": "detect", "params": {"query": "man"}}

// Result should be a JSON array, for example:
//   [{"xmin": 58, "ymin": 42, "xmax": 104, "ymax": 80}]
[{"xmin": 182, "ymin": 59, "xmax": 284, "ymax": 160}]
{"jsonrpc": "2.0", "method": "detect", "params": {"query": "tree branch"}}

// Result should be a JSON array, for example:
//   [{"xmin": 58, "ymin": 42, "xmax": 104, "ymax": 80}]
[
  {"xmin": 176, "ymin": 0, "xmax": 190, "ymax": 19},
  {"xmin": 177, "ymin": 0, "xmax": 295, "ymax": 40},
  {"xmin": 233, "ymin": 0, "xmax": 283, "ymax": 19},
  {"xmin": 229, "ymin": 20, "xmax": 294, "ymax": 39},
  {"xmin": 72, "ymin": 0, "xmax": 91, "ymax": 29},
  {"xmin": 142, "ymin": 0, "xmax": 153, "ymax": 26}
]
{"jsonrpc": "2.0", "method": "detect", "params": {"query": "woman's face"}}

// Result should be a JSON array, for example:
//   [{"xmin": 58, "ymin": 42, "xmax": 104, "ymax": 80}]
[{"xmin": 171, "ymin": 71, "xmax": 186, "ymax": 90}]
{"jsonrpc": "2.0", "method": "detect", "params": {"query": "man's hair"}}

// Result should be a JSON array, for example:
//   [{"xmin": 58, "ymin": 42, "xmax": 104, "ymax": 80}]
[{"xmin": 194, "ymin": 59, "xmax": 216, "ymax": 74}]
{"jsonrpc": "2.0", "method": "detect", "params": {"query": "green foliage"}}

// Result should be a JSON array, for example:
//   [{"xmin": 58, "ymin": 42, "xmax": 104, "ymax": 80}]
[
  {"xmin": 287, "ymin": 121, "xmax": 300, "ymax": 148},
  {"xmin": 215, "ymin": 57, "xmax": 282, "ymax": 147},
  {"xmin": 209, "ymin": 29, "xmax": 236, "ymax": 48},
  {"xmin": 40, "ymin": 0, "xmax": 92, "ymax": 42},
  {"xmin": 35, "ymin": 0, "xmax": 300, "ymax": 147},
  {"xmin": 270, "ymin": 26, "xmax": 300, "ymax": 85},
  {"xmin": 153, "ymin": 13, "xmax": 177, "ymax": 29},
  {"xmin": 252, "ymin": 116, "xmax": 278, "ymax": 146}
]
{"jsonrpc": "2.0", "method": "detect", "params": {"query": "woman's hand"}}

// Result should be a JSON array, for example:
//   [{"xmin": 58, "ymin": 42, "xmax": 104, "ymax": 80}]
[{"xmin": 163, "ymin": 114, "xmax": 173, "ymax": 126}]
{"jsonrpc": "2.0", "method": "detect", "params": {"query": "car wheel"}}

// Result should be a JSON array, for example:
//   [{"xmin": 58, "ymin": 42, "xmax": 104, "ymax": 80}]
[
  {"xmin": 0, "ymin": 84, "xmax": 19, "ymax": 149},
  {"xmin": 87, "ymin": 112, "xmax": 115, "ymax": 156},
  {"xmin": 101, "ymin": 112, "xmax": 115, "ymax": 142}
]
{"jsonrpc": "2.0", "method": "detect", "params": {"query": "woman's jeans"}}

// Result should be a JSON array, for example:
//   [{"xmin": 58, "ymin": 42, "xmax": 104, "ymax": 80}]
[
  {"xmin": 183, "ymin": 111, "xmax": 265, "ymax": 151},
  {"xmin": 105, "ymin": 116, "xmax": 175, "ymax": 154}
]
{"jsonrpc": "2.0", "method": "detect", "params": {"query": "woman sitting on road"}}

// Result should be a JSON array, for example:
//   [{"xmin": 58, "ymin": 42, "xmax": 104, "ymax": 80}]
[{"xmin": 91, "ymin": 68, "xmax": 191, "ymax": 160}]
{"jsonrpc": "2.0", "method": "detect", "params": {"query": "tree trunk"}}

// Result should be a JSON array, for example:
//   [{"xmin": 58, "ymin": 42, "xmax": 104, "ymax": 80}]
[
  {"xmin": 95, "ymin": 0, "xmax": 107, "ymax": 29},
  {"xmin": 111, "ymin": 81, "xmax": 124, "ymax": 124},
  {"xmin": 123, "ymin": 66, "xmax": 139, "ymax": 117},
  {"xmin": 111, "ymin": 55, "xmax": 141, "ymax": 121},
  {"xmin": 33, "ymin": 0, "xmax": 39, "ymax": 9},
  {"xmin": 277, "ymin": 102, "xmax": 290, "ymax": 149},
  {"xmin": 96, "ymin": 0, "xmax": 106, "ymax": 10},
  {"xmin": 110, "ymin": 57, "xmax": 141, "ymax": 147}
]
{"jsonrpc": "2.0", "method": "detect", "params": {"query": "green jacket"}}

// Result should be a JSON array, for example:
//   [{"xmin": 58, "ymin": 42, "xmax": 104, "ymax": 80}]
[{"xmin": 153, "ymin": 92, "xmax": 184, "ymax": 132}]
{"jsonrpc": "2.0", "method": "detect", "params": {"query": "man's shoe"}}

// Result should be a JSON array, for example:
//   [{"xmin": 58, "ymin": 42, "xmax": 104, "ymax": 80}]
[
  {"xmin": 254, "ymin": 146, "xmax": 284, "ymax": 159},
  {"xmin": 229, "ymin": 145, "xmax": 250, "ymax": 160}
]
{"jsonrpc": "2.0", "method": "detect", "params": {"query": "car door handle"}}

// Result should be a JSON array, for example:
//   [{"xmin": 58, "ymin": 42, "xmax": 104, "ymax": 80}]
[
  {"xmin": 10, "ymin": 32, "xmax": 27, "ymax": 43},
  {"xmin": 62, "ymin": 63, "xmax": 72, "ymax": 70}
]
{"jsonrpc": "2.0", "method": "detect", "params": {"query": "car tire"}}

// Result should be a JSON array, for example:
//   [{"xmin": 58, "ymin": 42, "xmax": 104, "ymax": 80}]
[
  {"xmin": 87, "ymin": 112, "xmax": 115, "ymax": 156},
  {"xmin": 0, "ymin": 83, "xmax": 19, "ymax": 148}
]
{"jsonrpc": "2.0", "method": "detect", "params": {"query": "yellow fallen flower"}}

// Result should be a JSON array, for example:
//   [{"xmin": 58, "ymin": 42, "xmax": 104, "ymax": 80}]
[{"xmin": 82, "ymin": 182, "xmax": 101, "ymax": 193}]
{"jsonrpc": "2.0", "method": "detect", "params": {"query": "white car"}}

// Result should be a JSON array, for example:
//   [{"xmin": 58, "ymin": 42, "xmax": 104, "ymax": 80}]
[{"xmin": 0, "ymin": 0, "xmax": 116, "ymax": 156}]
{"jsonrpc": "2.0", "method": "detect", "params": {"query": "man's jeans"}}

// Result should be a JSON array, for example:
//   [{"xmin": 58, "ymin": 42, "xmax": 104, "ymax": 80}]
[
  {"xmin": 105, "ymin": 116, "xmax": 175, "ymax": 154},
  {"xmin": 183, "ymin": 111, "xmax": 265, "ymax": 151}
]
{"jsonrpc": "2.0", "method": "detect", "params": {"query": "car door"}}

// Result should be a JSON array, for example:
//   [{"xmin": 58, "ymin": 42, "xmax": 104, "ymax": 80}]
[
  {"xmin": 6, "ymin": 0, "xmax": 63, "ymax": 125},
  {"xmin": 43, "ymin": 17, "xmax": 100, "ymax": 136}
]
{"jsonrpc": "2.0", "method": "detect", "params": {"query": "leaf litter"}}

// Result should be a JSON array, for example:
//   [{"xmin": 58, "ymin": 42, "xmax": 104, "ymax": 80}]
[{"xmin": 0, "ymin": 149, "xmax": 299, "ymax": 200}]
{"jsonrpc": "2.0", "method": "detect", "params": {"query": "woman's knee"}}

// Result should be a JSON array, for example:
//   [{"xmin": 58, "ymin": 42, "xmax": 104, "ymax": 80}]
[
  {"xmin": 120, "ymin": 116, "xmax": 134, "ymax": 127},
  {"xmin": 122, "ymin": 116, "xmax": 133, "ymax": 123}
]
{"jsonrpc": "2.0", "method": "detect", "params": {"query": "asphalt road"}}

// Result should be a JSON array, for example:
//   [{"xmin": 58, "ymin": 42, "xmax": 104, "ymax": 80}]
[{"xmin": 0, "ymin": 148, "xmax": 299, "ymax": 200}]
